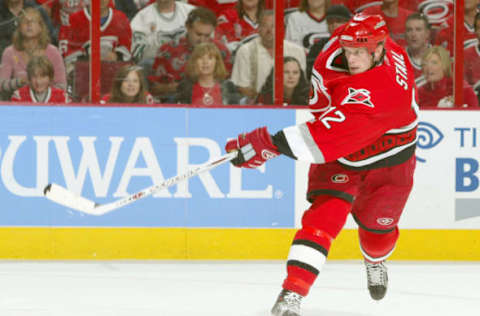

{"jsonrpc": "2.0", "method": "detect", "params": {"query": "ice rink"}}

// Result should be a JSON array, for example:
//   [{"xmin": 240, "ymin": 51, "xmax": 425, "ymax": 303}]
[{"xmin": 1, "ymin": 260, "xmax": 479, "ymax": 315}]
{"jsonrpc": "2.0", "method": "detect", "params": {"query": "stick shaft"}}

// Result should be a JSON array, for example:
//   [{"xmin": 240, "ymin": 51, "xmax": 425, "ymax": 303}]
[{"xmin": 45, "ymin": 152, "xmax": 237, "ymax": 215}]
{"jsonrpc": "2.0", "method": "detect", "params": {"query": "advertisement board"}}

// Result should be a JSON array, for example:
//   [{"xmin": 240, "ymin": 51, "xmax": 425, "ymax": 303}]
[
  {"xmin": 0, "ymin": 105, "xmax": 478, "ymax": 260},
  {"xmin": 0, "ymin": 106, "xmax": 295, "ymax": 228}
]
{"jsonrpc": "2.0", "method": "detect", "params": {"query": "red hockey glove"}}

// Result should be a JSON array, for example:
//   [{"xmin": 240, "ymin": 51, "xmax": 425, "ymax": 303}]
[{"xmin": 225, "ymin": 127, "xmax": 280, "ymax": 168}]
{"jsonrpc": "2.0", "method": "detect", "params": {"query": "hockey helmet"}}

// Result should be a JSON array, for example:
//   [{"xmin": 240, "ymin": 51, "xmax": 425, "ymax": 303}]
[{"xmin": 339, "ymin": 14, "xmax": 388, "ymax": 53}]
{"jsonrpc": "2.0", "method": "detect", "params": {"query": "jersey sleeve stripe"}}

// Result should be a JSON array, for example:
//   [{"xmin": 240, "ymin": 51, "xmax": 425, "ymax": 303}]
[
  {"xmin": 283, "ymin": 124, "xmax": 325, "ymax": 163},
  {"xmin": 115, "ymin": 46, "xmax": 132, "ymax": 60}
]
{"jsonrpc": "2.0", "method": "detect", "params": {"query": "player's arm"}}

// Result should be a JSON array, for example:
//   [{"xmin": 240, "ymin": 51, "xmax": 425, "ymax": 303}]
[{"xmin": 226, "ymin": 102, "xmax": 386, "ymax": 168}]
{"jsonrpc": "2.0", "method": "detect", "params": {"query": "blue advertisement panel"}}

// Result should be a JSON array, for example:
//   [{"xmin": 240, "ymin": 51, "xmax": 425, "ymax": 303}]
[{"xmin": 0, "ymin": 106, "xmax": 295, "ymax": 228}]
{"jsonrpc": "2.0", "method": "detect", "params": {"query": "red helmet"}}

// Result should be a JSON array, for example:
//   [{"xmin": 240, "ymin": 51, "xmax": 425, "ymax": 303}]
[{"xmin": 339, "ymin": 14, "xmax": 388, "ymax": 53}]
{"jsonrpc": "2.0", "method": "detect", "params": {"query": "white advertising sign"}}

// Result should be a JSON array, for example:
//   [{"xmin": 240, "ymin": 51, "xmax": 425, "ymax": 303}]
[{"xmin": 295, "ymin": 110, "xmax": 480, "ymax": 229}]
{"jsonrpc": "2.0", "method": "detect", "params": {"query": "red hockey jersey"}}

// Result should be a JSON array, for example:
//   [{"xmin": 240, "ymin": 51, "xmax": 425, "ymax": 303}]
[
  {"xmin": 434, "ymin": 15, "xmax": 477, "ymax": 55},
  {"xmin": 58, "ymin": 7, "xmax": 132, "ymax": 64},
  {"xmin": 216, "ymin": 8, "xmax": 259, "ymax": 52},
  {"xmin": 11, "ymin": 86, "xmax": 69, "ymax": 103},
  {"xmin": 281, "ymin": 34, "xmax": 418, "ymax": 169},
  {"xmin": 188, "ymin": 0, "xmax": 237, "ymax": 16}
]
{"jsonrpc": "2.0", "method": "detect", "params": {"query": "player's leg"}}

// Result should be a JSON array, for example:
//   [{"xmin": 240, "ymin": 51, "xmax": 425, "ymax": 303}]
[
  {"xmin": 271, "ymin": 163, "xmax": 359, "ymax": 316},
  {"xmin": 358, "ymin": 226, "xmax": 398, "ymax": 300},
  {"xmin": 353, "ymin": 155, "xmax": 416, "ymax": 300},
  {"xmin": 272, "ymin": 195, "xmax": 351, "ymax": 316}
]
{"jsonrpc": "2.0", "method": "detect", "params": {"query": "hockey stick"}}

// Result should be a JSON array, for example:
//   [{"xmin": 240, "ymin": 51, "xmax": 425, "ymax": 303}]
[{"xmin": 43, "ymin": 151, "xmax": 237, "ymax": 216}]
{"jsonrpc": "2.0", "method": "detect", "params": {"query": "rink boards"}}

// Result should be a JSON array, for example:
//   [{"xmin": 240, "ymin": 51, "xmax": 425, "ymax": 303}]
[{"xmin": 0, "ymin": 105, "xmax": 478, "ymax": 260}]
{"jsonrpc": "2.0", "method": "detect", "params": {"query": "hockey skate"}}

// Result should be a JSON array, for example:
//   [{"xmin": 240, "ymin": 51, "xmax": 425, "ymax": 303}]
[
  {"xmin": 364, "ymin": 260, "xmax": 388, "ymax": 300},
  {"xmin": 271, "ymin": 289, "xmax": 303, "ymax": 316}
]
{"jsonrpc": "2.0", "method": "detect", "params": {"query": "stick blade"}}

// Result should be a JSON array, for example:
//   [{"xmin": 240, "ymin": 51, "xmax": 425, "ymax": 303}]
[{"xmin": 44, "ymin": 183, "xmax": 97, "ymax": 213}]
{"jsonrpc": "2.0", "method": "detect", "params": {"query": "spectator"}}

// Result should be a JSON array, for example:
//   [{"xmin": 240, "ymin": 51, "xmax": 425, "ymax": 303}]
[
  {"xmin": 175, "ymin": 42, "xmax": 241, "ymax": 105},
  {"xmin": 464, "ymin": 12, "xmax": 480, "ymax": 102},
  {"xmin": 0, "ymin": 0, "xmax": 56, "ymax": 57},
  {"xmin": 10, "ymin": 55, "xmax": 68, "ymax": 102},
  {"xmin": 306, "ymin": 4, "xmax": 351, "ymax": 80},
  {"xmin": 58, "ymin": 0, "xmax": 132, "ymax": 76},
  {"xmin": 101, "ymin": 64, "xmax": 154, "ymax": 104},
  {"xmin": 0, "ymin": 7, "xmax": 66, "ymax": 100},
  {"xmin": 362, "ymin": 0, "xmax": 414, "ymax": 46},
  {"xmin": 434, "ymin": 0, "xmax": 478, "ymax": 55},
  {"xmin": 405, "ymin": 12, "xmax": 431, "ymax": 85},
  {"xmin": 188, "ymin": 0, "xmax": 236, "ymax": 17},
  {"xmin": 130, "ymin": 0, "xmax": 195, "ymax": 65},
  {"xmin": 35, "ymin": 0, "xmax": 84, "ymax": 29},
  {"xmin": 216, "ymin": 0, "xmax": 264, "ymax": 53},
  {"xmin": 256, "ymin": 56, "xmax": 309, "ymax": 106},
  {"xmin": 230, "ymin": 10, "xmax": 306, "ymax": 103},
  {"xmin": 149, "ymin": 7, "xmax": 232, "ymax": 102},
  {"xmin": 285, "ymin": 0, "xmax": 330, "ymax": 52},
  {"xmin": 417, "ymin": 45, "xmax": 478, "ymax": 108}
]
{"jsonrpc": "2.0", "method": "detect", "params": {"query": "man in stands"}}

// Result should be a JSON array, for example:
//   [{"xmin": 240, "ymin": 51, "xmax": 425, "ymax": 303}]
[
  {"xmin": 230, "ymin": 9, "xmax": 305, "ymax": 103},
  {"xmin": 148, "ymin": 7, "xmax": 232, "ymax": 102},
  {"xmin": 405, "ymin": 12, "xmax": 432, "ymax": 86},
  {"xmin": 58, "ymin": 0, "xmax": 132, "ymax": 75},
  {"xmin": 130, "ymin": 0, "xmax": 195, "ymax": 65}
]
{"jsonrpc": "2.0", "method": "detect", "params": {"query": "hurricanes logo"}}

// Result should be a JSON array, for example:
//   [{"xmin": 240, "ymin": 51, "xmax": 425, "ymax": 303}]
[
  {"xmin": 262, "ymin": 150, "xmax": 278, "ymax": 160},
  {"xmin": 331, "ymin": 174, "xmax": 349, "ymax": 183},
  {"xmin": 341, "ymin": 87, "xmax": 374, "ymax": 108},
  {"xmin": 377, "ymin": 217, "xmax": 394, "ymax": 225}
]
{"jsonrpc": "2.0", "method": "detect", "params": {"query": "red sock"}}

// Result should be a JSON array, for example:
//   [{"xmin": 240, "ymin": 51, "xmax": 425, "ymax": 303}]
[{"xmin": 359, "ymin": 227, "xmax": 399, "ymax": 262}]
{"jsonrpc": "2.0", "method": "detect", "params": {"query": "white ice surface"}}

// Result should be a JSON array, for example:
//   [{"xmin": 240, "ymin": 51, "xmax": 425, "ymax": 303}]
[{"xmin": 0, "ymin": 260, "xmax": 479, "ymax": 315}]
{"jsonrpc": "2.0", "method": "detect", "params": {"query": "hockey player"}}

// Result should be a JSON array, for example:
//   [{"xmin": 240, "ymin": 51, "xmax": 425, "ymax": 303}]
[{"xmin": 225, "ymin": 13, "xmax": 418, "ymax": 316}]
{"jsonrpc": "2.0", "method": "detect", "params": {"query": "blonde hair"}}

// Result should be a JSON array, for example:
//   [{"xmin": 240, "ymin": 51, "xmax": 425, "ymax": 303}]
[
  {"xmin": 13, "ymin": 8, "xmax": 50, "ymax": 51},
  {"xmin": 110, "ymin": 65, "xmax": 149, "ymax": 104},
  {"xmin": 422, "ymin": 45, "xmax": 452, "ymax": 78},
  {"xmin": 299, "ymin": 0, "xmax": 330, "ymax": 12},
  {"xmin": 185, "ymin": 42, "xmax": 228, "ymax": 81}
]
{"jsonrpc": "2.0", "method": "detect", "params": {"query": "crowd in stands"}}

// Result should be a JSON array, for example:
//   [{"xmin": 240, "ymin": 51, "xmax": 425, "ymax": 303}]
[{"xmin": 0, "ymin": 0, "xmax": 479, "ymax": 108}]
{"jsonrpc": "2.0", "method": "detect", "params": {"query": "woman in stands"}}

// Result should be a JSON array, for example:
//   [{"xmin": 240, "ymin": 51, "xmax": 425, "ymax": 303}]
[
  {"xmin": 175, "ymin": 42, "xmax": 241, "ymax": 105},
  {"xmin": 256, "ymin": 56, "xmax": 309, "ymax": 106},
  {"xmin": 0, "ymin": 7, "xmax": 65, "ymax": 101},
  {"xmin": 11, "ymin": 55, "xmax": 68, "ymax": 103},
  {"xmin": 101, "ymin": 64, "xmax": 153, "ymax": 104},
  {"xmin": 216, "ymin": 0, "xmax": 265, "ymax": 53},
  {"xmin": 417, "ymin": 45, "xmax": 478, "ymax": 108}
]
